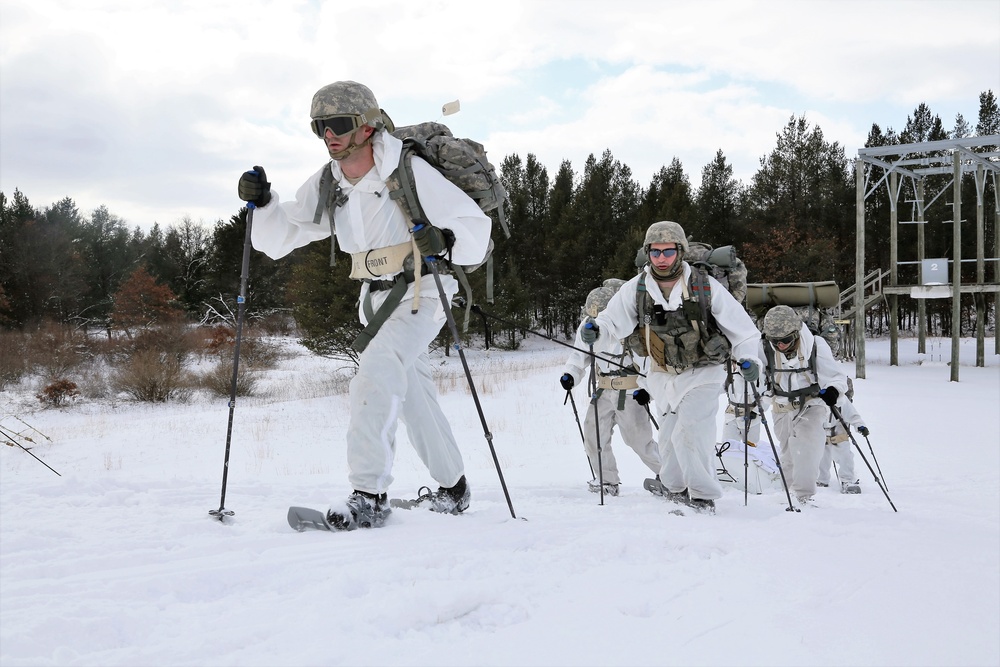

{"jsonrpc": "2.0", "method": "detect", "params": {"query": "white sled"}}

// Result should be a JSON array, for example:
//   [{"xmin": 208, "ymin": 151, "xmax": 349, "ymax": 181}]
[{"xmin": 716, "ymin": 439, "xmax": 783, "ymax": 495}]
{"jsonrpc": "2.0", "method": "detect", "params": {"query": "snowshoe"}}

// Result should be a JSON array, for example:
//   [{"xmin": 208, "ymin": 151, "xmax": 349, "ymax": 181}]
[
  {"xmin": 841, "ymin": 481, "xmax": 862, "ymax": 494},
  {"xmin": 644, "ymin": 478, "xmax": 688, "ymax": 502},
  {"xmin": 688, "ymin": 498, "xmax": 716, "ymax": 515},
  {"xmin": 390, "ymin": 475, "xmax": 470, "ymax": 514},
  {"xmin": 796, "ymin": 494, "xmax": 817, "ymax": 507},
  {"xmin": 325, "ymin": 490, "xmax": 391, "ymax": 530},
  {"xmin": 587, "ymin": 480, "xmax": 620, "ymax": 496},
  {"xmin": 643, "ymin": 478, "xmax": 688, "ymax": 515}
]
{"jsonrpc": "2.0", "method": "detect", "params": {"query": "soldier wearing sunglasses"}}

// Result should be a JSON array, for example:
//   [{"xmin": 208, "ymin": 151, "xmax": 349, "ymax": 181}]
[
  {"xmin": 238, "ymin": 81, "xmax": 491, "ymax": 530},
  {"xmin": 580, "ymin": 221, "xmax": 761, "ymax": 514}
]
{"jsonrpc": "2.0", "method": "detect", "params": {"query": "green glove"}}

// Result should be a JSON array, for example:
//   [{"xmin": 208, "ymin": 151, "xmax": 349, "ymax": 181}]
[
  {"xmin": 581, "ymin": 321, "xmax": 600, "ymax": 345},
  {"xmin": 238, "ymin": 165, "xmax": 271, "ymax": 207},
  {"xmin": 738, "ymin": 358, "xmax": 759, "ymax": 383},
  {"xmin": 412, "ymin": 221, "xmax": 450, "ymax": 258}
]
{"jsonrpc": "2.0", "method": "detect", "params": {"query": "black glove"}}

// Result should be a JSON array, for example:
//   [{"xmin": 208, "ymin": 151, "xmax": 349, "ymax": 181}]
[
  {"xmin": 858, "ymin": 425, "xmax": 870, "ymax": 437},
  {"xmin": 819, "ymin": 386, "xmax": 840, "ymax": 406},
  {"xmin": 737, "ymin": 358, "xmax": 759, "ymax": 383},
  {"xmin": 581, "ymin": 321, "xmax": 600, "ymax": 345},
  {"xmin": 411, "ymin": 220, "xmax": 452, "ymax": 258},
  {"xmin": 559, "ymin": 374, "xmax": 574, "ymax": 391},
  {"xmin": 632, "ymin": 389, "xmax": 651, "ymax": 406},
  {"xmin": 238, "ymin": 165, "xmax": 272, "ymax": 207}
]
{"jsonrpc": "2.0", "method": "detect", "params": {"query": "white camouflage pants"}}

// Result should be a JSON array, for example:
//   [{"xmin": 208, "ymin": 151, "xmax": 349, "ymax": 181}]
[
  {"xmin": 818, "ymin": 439, "xmax": 857, "ymax": 486},
  {"xmin": 582, "ymin": 387, "xmax": 661, "ymax": 485},
  {"xmin": 657, "ymin": 383, "xmax": 724, "ymax": 501},
  {"xmin": 346, "ymin": 294, "xmax": 464, "ymax": 495},
  {"xmin": 774, "ymin": 403, "xmax": 826, "ymax": 500}
]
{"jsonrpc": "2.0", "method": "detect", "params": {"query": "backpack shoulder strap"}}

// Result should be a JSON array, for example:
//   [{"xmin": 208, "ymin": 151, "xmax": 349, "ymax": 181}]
[
  {"xmin": 635, "ymin": 276, "xmax": 649, "ymax": 321},
  {"xmin": 386, "ymin": 140, "xmax": 426, "ymax": 223},
  {"xmin": 313, "ymin": 162, "xmax": 349, "ymax": 266},
  {"xmin": 690, "ymin": 266, "xmax": 712, "ymax": 333}
]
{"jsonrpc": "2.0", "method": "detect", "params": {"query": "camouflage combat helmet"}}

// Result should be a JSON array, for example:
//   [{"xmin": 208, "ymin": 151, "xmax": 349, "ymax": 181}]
[
  {"xmin": 643, "ymin": 221, "xmax": 689, "ymax": 252},
  {"xmin": 583, "ymin": 278, "xmax": 626, "ymax": 317},
  {"xmin": 309, "ymin": 81, "xmax": 393, "ymax": 133},
  {"xmin": 762, "ymin": 305, "xmax": 802, "ymax": 342}
]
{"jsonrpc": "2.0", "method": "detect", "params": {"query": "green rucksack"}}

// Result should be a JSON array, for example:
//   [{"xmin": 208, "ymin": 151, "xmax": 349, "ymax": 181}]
[{"xmin": 315, "ymin": 122, "xmax": 510, "ymax": 329}]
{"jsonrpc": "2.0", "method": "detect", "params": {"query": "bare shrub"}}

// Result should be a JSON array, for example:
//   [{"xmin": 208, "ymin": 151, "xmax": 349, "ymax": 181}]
[
  {"xmin": 128, "ymin": 322, "xmax": 200, "ymax": 364},
  {"xmin": 36, "ymin": 379, "xmax": 80, "ymax": 407},
  {"xmin": 238, "ymin": 337, "xmax": 284, "ymax": 369},
  {"xmin": 199, "ymin": 355, "xmax": 259, "ymax": 397},
  {"xmin": 203, "ymin": 325, "xmax": 234, "ymax": 354},
  {"xmin": 112, "ymin": 349, "xmax": 192, "ymax": 402},
  {"xmin": 76, "ymin": 365, "xmax": 113, "ymax": 400},
  {"xmin": 205, "ymin": 327, "xmax": 284, "ymax": 371},
  {"xmin": 27, "ymin": 321, "xmax": 87, "ymax": 380}
]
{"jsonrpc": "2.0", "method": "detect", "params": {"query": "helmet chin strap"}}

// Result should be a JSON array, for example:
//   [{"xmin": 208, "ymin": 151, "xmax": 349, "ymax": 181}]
[{"xmin": 328, "ymin": 128, "xmax": 374, "ymax": 161}]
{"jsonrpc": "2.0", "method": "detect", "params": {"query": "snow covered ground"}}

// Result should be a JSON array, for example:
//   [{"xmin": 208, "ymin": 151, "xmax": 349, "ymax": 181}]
[{"xmin": 1, "ymin": 335, "xmax": 998, "ymax": 667}]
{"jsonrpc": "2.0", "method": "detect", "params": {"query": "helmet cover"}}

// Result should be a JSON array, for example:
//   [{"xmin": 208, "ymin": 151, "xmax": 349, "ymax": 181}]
[
  {"xmin": 310, "ymin": 81, "xmax": 385, "ymax": 129},
  {"xmin": 762, "ymin": 305, "xmax": 802, "ymax": 340},
  {"xmin": 643, "ymin": 221, "xmax": 689, "ymax": 252},
  {"xmin": 584, "ymin": 279, "xmax": 626, "ymax": 317}
]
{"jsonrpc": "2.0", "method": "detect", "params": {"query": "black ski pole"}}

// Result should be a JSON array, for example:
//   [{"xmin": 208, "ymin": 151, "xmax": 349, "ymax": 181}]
[
  {"xmin": 467, "ymin": 302, "xmax": 642, "ymax": 375},
  {"xmin": 830, "ymin": 405, "xmax": 897, "ymax": 512},
  {"xmin": 742, "ymin": 380, "xmax": 750, "ymax": 506},
  {"xmin": 640, "ymin": 399, "xmax": 660, "ymax": 430},
  {"xmin": 740, "ymin": 364, "xmax": 799, "ymax": 513},
  {"xmin": 0, "ymin": 426, "xmax": 61, "ymax": 476},
  {"xmin": 424, "ymin": 256, "xmax": 517, "ymax": 519},
  {"xmin": 585, "ymin": 326, "xmax": 605, "ymax": 506},
  {"xmin": 564, "ymin": 390, "xmax": 597, "ymax": 480},
  {"xmin": 864, "ymin": 433, "xmax": 888, "ymax": 491},
  {"xmin": 210, "ymin": 204, "xmax": 255, "ymax": 521}
]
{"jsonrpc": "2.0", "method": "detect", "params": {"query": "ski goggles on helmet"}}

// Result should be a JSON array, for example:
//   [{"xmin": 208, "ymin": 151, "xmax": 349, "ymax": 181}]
[
  {"xmin": 310, "ymin": 108, "xmax": 383, "ymax": 138},
  {"xmin": 311, "ymin": 115, "xmax": 363, "ymax": 138},
  {"xmin": 768, "ymin": 332, "xmax": 798, "ymax": 347},
  {"xmin": 648, "ymin": 248, "xmax": 678, "ymax": 259}
]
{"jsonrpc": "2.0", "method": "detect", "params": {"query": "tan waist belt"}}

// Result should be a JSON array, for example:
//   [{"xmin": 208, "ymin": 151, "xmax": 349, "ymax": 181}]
[
  {"xmin": 772, "ymin": 400, "xmax": 798, "ymax": 414},
  {"xmin": 597, "ymin": 375, "xmax": 639, "ymax": 390},
  {"xmin": 349, "ymin": 242, "xmax": 413, "ymax": 280}
]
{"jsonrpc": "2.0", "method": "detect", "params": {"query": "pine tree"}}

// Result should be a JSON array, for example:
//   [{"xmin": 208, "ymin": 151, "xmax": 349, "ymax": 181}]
[
  {"xmin": 742, "ymin": 115, "xmax": 853, "ymax": 285},
  {"xmin": 693, "ymin": 149, "xmax": 745, "ymax": 247}
]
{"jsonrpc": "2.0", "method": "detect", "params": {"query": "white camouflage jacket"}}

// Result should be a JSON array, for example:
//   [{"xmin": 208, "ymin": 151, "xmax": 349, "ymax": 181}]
[
  {"xmin": 249, "ymin": 130, "xmax": 491, "ymax": 324},
  {"xmin": 760, "ymin": 323, "xmax": 849, "ymax": 409},
  {"xmin": 592, "ymin": 263, "xmax": 761, "ymax": 412}
]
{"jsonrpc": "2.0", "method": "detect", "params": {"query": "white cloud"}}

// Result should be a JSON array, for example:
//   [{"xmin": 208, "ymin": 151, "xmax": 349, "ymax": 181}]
[{"xmin": 1, "ymin": 0, "xmax": 996, "ymax": 228}]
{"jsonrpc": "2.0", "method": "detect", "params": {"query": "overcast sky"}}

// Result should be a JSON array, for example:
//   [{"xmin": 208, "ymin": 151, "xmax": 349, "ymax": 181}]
[{"xmin": 1, "ymin": 0, "xmax": 998, "ymax": 232}]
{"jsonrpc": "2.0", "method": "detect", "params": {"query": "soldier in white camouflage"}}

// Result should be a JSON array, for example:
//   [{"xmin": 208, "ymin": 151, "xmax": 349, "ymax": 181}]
[
  {"xmin": 238, "ymin": 81, "xmax": 492, "ymax": 529},
  {"xmin": 560, "ymin": 279, "xmax": 661, "ymax": 496},
  {"xmin": 757, "ymin": 305, "xmax": 849, "ymax": 505},
  {"xmin": 582, "ymin": 221, "xmax": 762, "ymax": 514}
]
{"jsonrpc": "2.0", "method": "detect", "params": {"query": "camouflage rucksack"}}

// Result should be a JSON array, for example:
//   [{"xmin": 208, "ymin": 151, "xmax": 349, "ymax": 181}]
[
  {"xmin": 792, "ymin": 305, "xmax": 841, "ymax": 358},
  {"xmin": 685, "ymin": 242, "xmax": 748, "ymax": 306},
  {"xmin": 316, "ymin": 122, "xmax": 510, "ymax": 328}
]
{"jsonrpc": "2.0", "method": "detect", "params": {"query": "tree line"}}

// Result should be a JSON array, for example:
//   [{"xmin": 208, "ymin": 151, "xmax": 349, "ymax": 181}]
[{"xmin": 2, "ymin": 92, "xmax": 997, "ymax": 360}]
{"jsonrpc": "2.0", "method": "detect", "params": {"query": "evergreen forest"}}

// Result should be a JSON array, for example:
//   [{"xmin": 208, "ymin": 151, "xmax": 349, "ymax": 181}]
[{"xmin": 2, "ymin": 94, "xmax": 998, "ymax": 368}]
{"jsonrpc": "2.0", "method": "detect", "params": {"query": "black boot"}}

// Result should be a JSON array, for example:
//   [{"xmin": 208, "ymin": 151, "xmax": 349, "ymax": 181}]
[
  {"xmin": 327, "ymin": 490, "xmax": 391, "ymax": 530},
  {"xmin": 414, "ymin": 475, "xmax": 471, "ymax": 514}
]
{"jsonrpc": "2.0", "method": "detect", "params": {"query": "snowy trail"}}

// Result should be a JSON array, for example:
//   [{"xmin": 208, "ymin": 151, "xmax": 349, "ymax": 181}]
[{"xmin": 2, "ymin": 338, "xmax": 998, "ymax": 666}]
